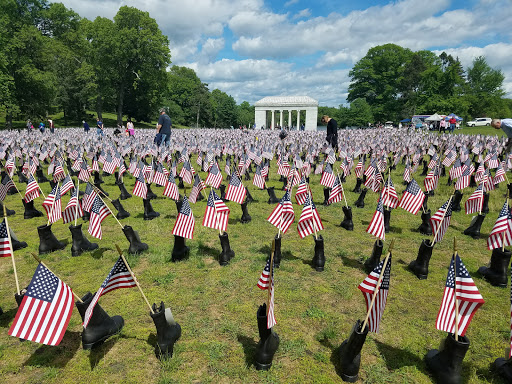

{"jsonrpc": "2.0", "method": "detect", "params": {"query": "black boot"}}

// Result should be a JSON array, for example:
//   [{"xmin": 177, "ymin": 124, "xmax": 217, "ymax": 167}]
[
  {"xmin": 364, "ymin": 240, "xmax": 383, "ymax": 273},
  {"xmin": 75, "ymin": 291, "xmax": 124, "ymax": 350},
  {"xmin": 408, "ymin": 239, "xmax": 434, "ymax": 279},
  {"xmin": 150, "ymin": 302, "xmax": 181, "ymax": 359},
  {"xmin": 240, "ymin": 201, "xmax": 251, "ymax": 223},
  {"xmin": 469, "ymin": 174, "xmax": 477, "ymax": 188},
  {"xmin": 17, "ymin": 169, "xmax": 28, "ymax": 184},
  {"xmin": 352, "ymin": 178, "xmax": 362, "ymax": 193},
  {"xmin": 340, "ymin": 206, "xmax": 354, "ymax": 231},
  {"xmin": 383, "ymin": 208, "xmax": 391, "ymax": 233},
  {"xmin": 9, "ymin": 228, "xmax": 27, "ymax": 251},
  {"xmin": 143, "ymin": 198, "xmax": 160, "ymax": 220},
  {"xmin": 447, "ymin": 176, "xmax": 452, "ymax": 186},
  {"xmin": 37, "ymin": 224, "xmax": 66, "ymax": 254},
  {"xmin": 267, "ymin": 187, "xmax": 280, "ymax": 204},
  {"xmin": 245, "ymin": 171, "xmax": 251, "ymax": 181},
  {"xmin": 93, "ymin": 171, "xmax": 104, "ymax": 184},
  {"xmin": 0, "ymin": 201, "xmax": 15, "ymax": 216},
  {"xmin": 36, "ymin": 168, "xmax": 48, "ymax": 183},
  {"xmin": 122, "ymin": 225, "xmax": 148, "ymax": 254},
  {"xmin": 94, "ymin": 181, "xmax": 109, "ymax": 197},
  {"xmin": 452, "ymin": 190, "xmax": 463, "ymax": 212},
  {"xmin": 418, "ymin": 210, "xmax": 432, "ymax": 235},
  {"xmin": 273, "ymin": 235, "xmax": 282, "ymax": 268},
  {"xmin": 23, "ymin": 198, "xmax": 43, "ymax": 219},
  {"xmin": 175, "ymin": 196, "xmax": 183, "ymax": 213},
  {"xmin": 178, "ymin": 177, "xmax": 184, "ymax": 189},
  {"xmin": 82, "ymin": 208, "xmax": 90, "ymax": 222},
  {"xmin": 440, "ymin": 165, "xmax": 446, "ymax": 177},
  {"xmin": 422, "ymin": 192, "xmax": 429, "ymax": 211},
  {"xmin": 219, "ymin": 184, "xmax": 227, "ymax": 201},
  {"xmin": 323, "ymin": 188, "xmax": 331, "ymax": 205},
  {"xmin": 506, "ymin": 183, "xmax": 512, "ymax": 198},
  {"xmin": 171, "ymin": 235, "xmax": 189, "ymax": 262},
  {"xmin": 339, "ymin": 319, "xmax": 369, "ymax": 382},
  {"xmin": 312, "ymin": 235, "xmax": 325, "ymax": 272},
  {"xmin": 116, "ymin": 179, "xmax": 132, "ymax": 200},
  {"xmin": 147, "ymin": 183, "xmax": 157, "ymax": 200},
  {"xmin": 245, "ymin": 187, "xmax": 254, "ymax": 203},
  {"xmin": 112, "ymin": 198, "xmax": 130, "ymax": 219},
  {"xmin": 421, "ymin": 160, "xmax": 428, "ymax": 176},
  {"xmin": 463, "ymin": 214, "xmax": 485, "ymax": 239},
  {"xmin": 354, "ymin": 188, "xmax": 367, "ymax": 208},
  {"xmin": 494, "ymin": 356, "xmax": 512, "ymax": 383},
  {"xmin": 218, "ymin": 232, "xmax": 235, "ymax": 266},
  {"xmin": 482, "ymin": 192, "xmax": 490, "ymax": 214},
  {"xmin": 255, "ymin": 303, "xmax": 280, "ymax": 370},
  {"xmin": 425, "ymin": 333, "xmax": 470, "ymax": 384},
  {"xmin": 69, "ymin": 224, "xmax": 99, "ymax": 256},
  {"xmin": 282, "ymin": 177, "xmax": 288, "ymax": 191},
  {"xmin": 478, "ymin": 248, "xmax": 511, "ymax": 287}
]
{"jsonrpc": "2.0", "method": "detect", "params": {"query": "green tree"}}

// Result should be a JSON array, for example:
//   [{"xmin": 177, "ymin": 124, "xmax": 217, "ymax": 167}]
[
  {"xmin": 237, "ymin": 101, "xmax": 254, "ymax": 128},
  {"xmin": 210, "ymin": 89, "xmax": 237, "ymax": 128}
]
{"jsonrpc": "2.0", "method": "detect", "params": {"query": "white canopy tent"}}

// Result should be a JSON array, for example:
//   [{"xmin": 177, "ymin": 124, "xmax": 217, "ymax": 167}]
[{"xmin": 425, "ymin": 113, "xmax": 443, "ymax": 121}]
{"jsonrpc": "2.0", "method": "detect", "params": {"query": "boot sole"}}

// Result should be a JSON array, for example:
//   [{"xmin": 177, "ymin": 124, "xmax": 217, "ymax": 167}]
[
  {"xmin": 83, "ymin": 330, "xmax": 122, "ymax": 350},
  {"xmin": 255, "ymin": 361, "xmax": 272, "ymax": 371},
  {"xmin": 340, "ymin": 373, "xmax": 358, "ymax": 383},
  {"xmin": 315, "ymin": 266, "xmax": 324, "ymax": 272}
]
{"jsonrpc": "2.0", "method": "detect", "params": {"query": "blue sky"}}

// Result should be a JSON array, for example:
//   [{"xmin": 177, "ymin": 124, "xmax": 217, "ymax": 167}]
[{"xmin": 57, "ymin": 0, "xmax": 512, "ymax": 108}]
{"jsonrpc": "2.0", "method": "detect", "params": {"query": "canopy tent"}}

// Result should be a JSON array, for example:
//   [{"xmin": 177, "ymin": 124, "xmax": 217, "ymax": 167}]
[
  {"xmin": 400, "ymin": 118, "xmax": 411, "ymax": 123},
  {"xmin": 425, "ymin": 113, "xmax": 443, "ymax": 121},
  {"xmin": 445, "ymin": 113, "xmax": 463, "ymax": 121}
]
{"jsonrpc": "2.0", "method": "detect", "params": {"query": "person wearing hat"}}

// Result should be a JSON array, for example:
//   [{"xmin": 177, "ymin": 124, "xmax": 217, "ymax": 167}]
[
  {"xmin": 156, "ymin": 107, "xmax": 171, "ymax": 146},
  {"xmin": 492, "ymin": 118, "xmax": 512, "ymax": 138}
]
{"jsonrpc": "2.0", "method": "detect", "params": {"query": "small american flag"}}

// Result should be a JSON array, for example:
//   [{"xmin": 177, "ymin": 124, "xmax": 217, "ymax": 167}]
[
  {"xmin": 320, "ymin": 163, "xmax": 336, "ymax": 188},
  {"xmin": 354, "ymin": 159, "xmax": 364, "ymax": 178},
  {"xmin": 60, "ymin": 175, "xmax": 74, "ymax": 196},
  {"xmin": 435, "ymin": 254, "xmax": 484, "ymax": 336},
  {"xmin": 487, "ymin": 201, "xmax": 512, "ymax": 250},
  {"xmin": 225, "ymin": 172, "xmax": 246, "ymax": 204},
  {"xmin": 257, "ymin": 257, "xmax": 271, "ymax": 289},
  {"xmin": 454, "ymin": 165, "xmax": 471, "ymax": 190},
  {"xmin": 202, "ymin": 189, "xmax": 230, "ymax": 232},
  {"xmin": 205, "ymin": 162, "xmax": 223, "ymax": 189},
  {"xmin": 449, "ymin": 158, "xmax": 463, "ymax": 180},
  {"xmin": 42, "ymin": 186, "xmax": 62, "ymax": 224},
  {"xmin": 295, "ymin": 176, "xmax": 308, "ymax": 205},
  {"xmin": 494, "ymin": 163, "xmax": 506, "ymax": 185},
  {"xmin": 132, "ymin": 172, "xmax": 148, "ymax": 199},
  {"xmin": 398, "ymin": 179, "xmax": 425, "ymax": 215},
  {"xmin": 88, "ymin": 196, "xmax": 111, "ymax": 239},
  {"xmin": 328, "ymin": 175, "xmax": 343, "ymax": 205},
  {"xmin": 152, "ymin": 163, "xmax": 167, "ymax": 187},
  {"xmin": 358, "ymin": 255, "xmax": 392, "ymax": 333},
  {"xmin": 83, "ymin": 257, "xmax": 136, "ymax": 328},
  {"xmin": 0, "ymin": 219, "xmax": 13, "ymax": 258},
  {"xmin": 179, "ymin": 161, "xmax": 194, "ymax": 185},
  {"xmin": 366, "ymin": 197, "xmax": 385, "ymax": 240},
  {"xmin": 297, "ymin": 194, "xmax": 324, "ymax": 239},
  {"xmin": 62, "ymin": 188, "xmax": 83, "ymax": 224},
  {"xmin": 78, "ymin": 159, "xmax": 92, "ymax": 182},
  {"xmin": 82, "ymin": 183, "xmax": 98, "ymax": 212},
  {"xmin": 163, "ymin": 171, "xmax": 179, "ymax": 200},
  {"xmin": 365, "ymin": 167, "xmax": 382, "ymax": 193},
  {"xmin": 464, "ymin": 184, "xmax": 484, "ymax": 215},
  {"xmin": 267, "ymin": 190, "xmax": 295, "ymax": 234},
  {"xmin": 9, "ymin": 263, "xmax": 74, "ymax": 345},
  {"xmin": 172, "ymin": 196, "xmax": 195, "ymax": 239},
  {"xmin": 0, "ymin": 175, "xmax": 15, "ymax": 201},
  {"xmin": 424, "ymin": 167, "xmax": 440, "ymax": 192},
  {"xmin": 430, "ymin": 198, "xmax": 453, "ymax": 244},
  {"xmin": 189, "ymin": 174, "xmax": 206, "ymax": 204},
  {"xmin": 381, "ymin": 177, "xmax": 398, "ymax": 209},
  {"xmin": 102, "ymin": 153, "xmax": 117, "ymax": 175},
  {"xmin": 252, "ymin": 165, "xmax": 266, "ymax": 190}
]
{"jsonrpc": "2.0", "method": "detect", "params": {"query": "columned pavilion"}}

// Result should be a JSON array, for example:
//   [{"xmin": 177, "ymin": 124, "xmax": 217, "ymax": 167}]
[{"xmin": 254, "ymin": 96, "xmax": 318, "ymax": 131}]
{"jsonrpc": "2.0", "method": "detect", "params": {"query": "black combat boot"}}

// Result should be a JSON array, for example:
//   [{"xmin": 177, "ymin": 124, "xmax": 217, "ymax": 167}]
[
  {"xmin": 447, "ymin": 176, "xmax": 453, "ymax": 186},
  {"xmin": 452, "ymin": 190, "xmax": 463, "ymax": 212},
  {"xmin": 338, "ymin": 320, "xmax": 369, "ymax": 382},
  {"xmin": 36, "ymin": 168, "xmax": 49, "ymax": 183},
  {"xmin": 9, "ymin": 228, "xmax": 27, "ymax": 251},
  {"xmin": 323, "ymin": 188, "xmax": 331, "ymax": 205},
  {"xmin": 383, "ymin": 208, "xmax": 391, "ymax": 233},
  {"xmin": 116, "ymin": 179, "xmax": 132, "ymax": 200},
  {"xmin": 122, "ymin": 225, "xmax": 148, "ymax": 254},
  {"xmin": 421, "ymin": 160, "xmax": 428, "ymax": 176},
  {"xmin": 312, "ymin": 235, "xmax": 325, "ymax": 272},
  {"xmin": 255, "ymin": 303, "xmax": 280, "ymax": 370},
  {"xmin": 273, "ymin": 235, "xmax": 282, "ymax": 268},
  {"xmin": 494, "ymin": 356, "xmax": 512, "ymax": 383},
  {"xmin": 75, "ymin": 291, "xmax": 124, "ymax": 350},
  {"xmin": 482, "ymin": 192, "xmax": 490, "ymax": 214},
  {"xmin": 0, "ymin": 201, "xmax": 15, "ymax": 216},
  {"xmin": 408, "ymin": 239, "xmax": 434, "ymax": 279},
  {"xmin": 178, "ymin": 177, "xmax": 184, "ymax": 189},
  {"xmin": 143, "ymin": 198, "xmax": 160, "ymax": 220},
  {"xmin": 245, "ymin": 187, "xmax": 254, "ymax": 203},
  {"xmin": 37, "ymin": 224, "xmax": 66, "ymax": 254},
  {"xmin": 478, "ymin": 248, "xmax": 511, "ymax": 287},
  {"xmin": 93, "ymin": 171, "xmax": 104, "ymax": 184},
  {"xmin": 352, "ymin": 178, "xmax": 362, "ymax": 193},
  {"xmin": 463, "ymin": 214, "xmax": 485, "ymax": 239},
  {"xmin": 150, "ymin": 302, "xmax": 181, "ymax": 359},
  {"xmin": 364, "ymin": 240, "xmax": 383, "ymax": 273},
  {"xmin": 17, "ymin": 169, "xmax": 28, "ymax": 184},
  {"xmin": 171, "ymin": 235, "xmax": 189, "ymax": 262},
  {"xmin": 219, "ymin": 184, "xmax": 227, "ymax": 201},
  {"xmin": 422, "ymin": 192, "xmax": 429, "ymax": 211},
  {"xmin": 69, "ymin": 224, "xmax": 99, "ymax": 257},
  {"xmin": 94, "ymin": 181, "xmax": 109, "ymax": 197},
  {"xmin": 418, "ymin": 210, "xmax": 432, "ymax": 235},
  {"xmin": 146, "ymin": 183, "xmax": 157, "ymax": 200},
  {"xmin": 282, "ymin": 177, "xmax": 288, "ymax": 191},
  {"xmin": 112, "ymin": 198, "xmax": 130, "ymax": 219},
  {"xmin": 354, "ymin": 188, "xmax": 367, "ymax": 208},
  {"xmin": 425, "ymin": 333, "xmax": 470, "ymax": 384},
  {"xmin": 267, "ymin": 187, "xmax": 280, "ymax": 204},
  {"xmin": 23, "ymin": 198, "xmax": 43, "ymax": 219},
  {"xmin": 218, "ymin": 232, "xmax": 235, "ymax": 266},
  {"xmin": 440, "ymin": 165, "xmax": 446, "ymax": 177},
  {"xmin": 340, "ymin": 206, "xmax": 354, "ymax": 230},
  {"xmin": 469, "ymin": 174, "xmax": 477, "ymax": 188},
  {"xmin": 240, "ymin": 201, "xmax": 251, "ymax": 223}
]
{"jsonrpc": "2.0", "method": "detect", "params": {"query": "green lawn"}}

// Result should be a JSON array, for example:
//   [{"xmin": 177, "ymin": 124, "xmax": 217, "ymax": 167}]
[{"xmin": 0, "ymin": 128, "xmax": 511, "ymax": 383}]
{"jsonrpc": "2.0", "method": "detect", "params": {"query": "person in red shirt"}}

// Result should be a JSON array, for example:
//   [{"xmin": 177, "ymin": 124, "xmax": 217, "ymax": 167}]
[{"xmin": 449, "ymin": 117, "xmax": 457, "ymax": 133}]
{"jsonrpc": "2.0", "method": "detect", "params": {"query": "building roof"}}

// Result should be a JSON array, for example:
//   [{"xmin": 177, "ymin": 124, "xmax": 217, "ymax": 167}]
[{"xmin": 254, "ymin": 96, "xmax": 318, "ymax": 108}]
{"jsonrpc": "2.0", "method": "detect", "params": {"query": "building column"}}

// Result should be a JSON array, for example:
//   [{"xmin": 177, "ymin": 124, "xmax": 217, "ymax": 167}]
[
  {"xmin": 288, "ymin": 110, "xmax": 292, "ymax": 129},
  {"xmin": 271, "ymin": 110, "xmax": 275, "ymax": 130},
  {"xmin": 297, "ymin": 110, "xmax": 300, "ymax": 130},
  {"xmin": 279, "ymin": 110, "xmax": 283, "ymax": 129}
]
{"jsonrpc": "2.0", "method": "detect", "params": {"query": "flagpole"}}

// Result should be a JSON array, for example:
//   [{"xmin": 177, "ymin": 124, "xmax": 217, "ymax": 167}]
[
  {"xmin": 211, "ymin": 187, "xmax": 223, "ymax": 236},
  {"xmin": 307, "ymin": 184, "xmax": 318, "ymax": 240},
  {"xmin": 335, "ymin": 170, "xmax": 349, "ymax": 208},
  {"xmin": 115, "ymin": 244, "xmax": 154, "ymax": 314},
  {"xmin": 92, "ymin": 186, "xmax": 124, "ymax": 230},
  {"xmin": 362, "ymin": 239, "xmax": 394, "ymax": 331},
  {"xmin": 74, "ymin": 178, "xmax": 80, "ymax": 227},
  {"xmin": 453, "ymin": 238, "xmax": 459, "ymax": 341},
  {"xmin": 30, "ymin": 253, "xmax": 83, "ymax": 303},
  {"xmin": 385, "ymin": 169, "xmax": 391, "ymax": 210},
  {"xmin": 29, "ymin": 170, "xmax": 46, "ymax": 198},
  {"xmin": 267, "ymin": 239, "xmax": 275, "ymax": 318},
  {"xmin": 4, "ymin": 206, "xmax": 20, "ymax": 294},
  {"xmin": 46, "ymin": 181, "xmax": 60, "ymax": 226},
  {"xmin": 431, "ymin": 194, "xmax": 454, "ymax": 244},
  {"xmin": 90, "ymin": 179, "xmax": 113, "ymax": 202},
  {"xmin": 3, "ymin": 170, "xmax": 23, "ymax": 199}
]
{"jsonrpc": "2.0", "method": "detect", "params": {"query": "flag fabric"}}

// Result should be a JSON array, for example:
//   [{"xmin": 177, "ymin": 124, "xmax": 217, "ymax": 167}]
[
  {"xmin": 449, "ymin": 159, "xmax": 463, "ymax": 180},
  {"xmin": 328, "ymin": 175, "xmax": 343, "ymax": 205},
  {"xmin": 152, "ymin": 163, "xmax": 167, "ymax": 187},
  {"xmin": 78, "ymin": 159, "xmax": 92, "ymax": 182},
  {"xmin": 172, "ymin": 196, "xmax": 195, "ymax": 239},
  {"xmin": 354, "ymin": 159, "xmax": 364, "ymax": 178},
  {"xmin": 257, "ymin": 257, "xmax": 271, "ymax": 290},
  {"xmin": 267, "ymin": 277, "xmax": 276, "ymax": 329},
  {"xmin": 205, "ymin": 162, "xmax": 223, "ymax": 189},
  {"xmin": 82, "ymin": 183, "xmax": 98, "ymax": 212},
  {"xmin": 0, "ymin": 175, "xmax": 15, "ymax": 201},
  {"xmin": 381, "ymin": 177, "xmax": 398, "ymax": 209},
  {"xmin": 62, "ymin": 188, "xmax": 83, "ymax": 224},
  {"xmin": 0, "ymin": 219, "xmax": 12, "ymax": 258},
  {"xmin": 252, "ymin": 164, "xmax": 266, "ymax": 189},
  {"xmin": 454, "ymin": 166, "xmax": 471, "ymax": 190},
  {"xmin": 60, "ymin": 175, "xmax": 74, "ymax": 196},
  {"xmin": 494, "ymin": 164, "xmax": 506, "ymax": 185},
  {"xmin": 364, "ymin": 167, "xmax": 382, "ymax": 193},
  {"xmin": 42, "ymin": 186, "xmax": 62, "ymax": 224},
  {"xmin": 435, "ymin": 254, "xmax": 484, "ymax": 336},
  {"xmin": 132, "ymin": 172, "xmax": 148, "ymax": 199},
  {"xmin": 295, "ymin": 177, "xmax": 308, "ymax": 205},
  {"xmin": 24, "ymin": 174, "xmax": 41, "ymax": 203},
  {"xmin": 297, "ymin": 194, "xmax": 324, "ymax": 239},
  {"xmin": 430, "ymin": 198, "xmax": 453, "ymax": 243},
  {"xmin": 465, "ymin": 184, "xmax": 484, "ymax": 215},
  {"xmin": 366, "ymin": 197, "xmax": 385, "ymax": 240},
  {"xmin": 8, "ymin": 263, "xmax": 74, "ymax": 346},
  {"xmin": 424, "ymin": 168, "xmax": 440, "ymax": 192},
  {"xmin": 203, "ymin": 189, "xmax": 230, "ymax": 232},
  {"xmin": 267, "ymin": 190, "xmax": 295, "ymax": 234},
  {"xmin": 83, "ymin": 257, "xmax": 136, "ymax": 328},
  {"xmin": 88, "ymin": 196, "xmax": 111, "ymax": 239},
  {"xmin": 358, "ymin": 255, "xmax": 392, "ymax": 333},
  {"xmin": 320, "ymin": 163, "xmax": 336, "ymax": 188},
  {"xmin": 189, "ymin": 174, "xmax": 206, "ymax": 204},
  {"xmin": 180, "ymin": 161, "xmax": 194, "ymax": 185},
  {"xmin": 487, "ymin": 201, "xmax": 512, "ymax": 250},
  {"xmin": 225, "ymin": 172, "xmax": 246, "ymax": 204},
  {"xmin": 163, "ymin": 171, "xmax": 179, "ymax": 200},
  {"xmin": 398, "ymin": 179, "xmax": 425, "ymax": 215}
]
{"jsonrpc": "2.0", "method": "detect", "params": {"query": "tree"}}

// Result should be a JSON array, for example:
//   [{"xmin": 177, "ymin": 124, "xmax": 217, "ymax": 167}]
[
  {"xmin": 210, "ymin": 89, "xmax": 237, "ymax": 128},
  {"xmin": 237, "ymin": 101, "xmax": 254, "ymax": 128}
]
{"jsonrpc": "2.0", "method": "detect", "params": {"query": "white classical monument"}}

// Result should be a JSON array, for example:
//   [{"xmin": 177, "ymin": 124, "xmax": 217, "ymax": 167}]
[{"xmin": 254, "ymin": 96, "xmax": 318, "ymax": 131}]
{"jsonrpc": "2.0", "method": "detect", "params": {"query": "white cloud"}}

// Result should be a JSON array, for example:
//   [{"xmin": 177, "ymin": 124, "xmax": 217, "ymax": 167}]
[
  {"xmin": 294, "ymin": 9, "xmax": 311, "ymax": 19},
  {"xmin": 284, "ymin": 0, "xmax": 299, "ymax": 7}
]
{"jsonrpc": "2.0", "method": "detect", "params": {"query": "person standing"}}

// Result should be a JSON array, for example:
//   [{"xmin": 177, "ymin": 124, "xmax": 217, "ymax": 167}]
[
  {"xmin": 449, "ymin": 116, "xmax": 457, "ymax": 133},
  {"xmin": 96, "ymin": 117, "xmax": 104, "ymax": 137},
  {"xmin": 26, "ymin": 119, "xmax": 32, "ymax": 132},
  {"xmin": 48, "ymin": 118, "xmax": 54, "ymax": 133},
  {"xmin": 126, "ymin": 119, "xmax": 135, "ymax": 136},
  {"xmin": 83, "ymin": 120, "xmax": 90, "ymax": 133},
  {"xmin": 439, "ymin": 118, "xmax": 446, "ymax": 133},
  {"xmin": 322, "ymin": 115, "xmax": 338, "ymax": 151},
  {"xmin": 492, "ymin": 118, "xmax": 512, "ymax": 138},
  {"xmin": 156, "ymin": 108, "xmax": 171, "ymax": 146}
]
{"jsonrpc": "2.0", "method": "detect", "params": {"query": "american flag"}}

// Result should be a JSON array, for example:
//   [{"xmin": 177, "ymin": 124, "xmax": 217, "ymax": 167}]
[
  {"xmin": 365, "ymin": 167, "xmax": 382, "ymax": 193},
  {"xmin": 0, "ymin": 175, "xmax": 15, "ymax": 201},
  {"xmin": 60, "ymin": 175, "xmax": 74, "ymax": 196},
  {"xmin": 163, "ymin": 171, "xmax": 179, "ymax": 200},
  {"xmin": 381, "ymin": 177, "xmax": 398, "ymax": 209},
  {"xmin": 267, "ymin": 190, "xmax": 295, "ymax": 234},
  {"xmin": 424, "ymin": 167, "xmax": 440, "ymax": 192},
  {"xmin": 320, "ymin": 163, "xmax": 336, "ymax": 188},
  {"xmin": 326, "ymin": 149, "xmax": 336, "ymax": 164},
  {"xmin": 224, "ymin": 157, "xmax": 231, "ymax": 175},
  {"xmin": 252, "ymin": 164, "xmax": 266, "ymax": 190},
  {"xmin": 366, "ymin": 197, "xmax": 385, "ymax": 240},
  {"xmin": 277, "ymin": 156, "xmax": 290, "ymax": 176},
  {"xmin": 62, "ymin": 188, "xmax": 83, "ymax": 224},
  {"xmin": 78, "ymin": 159, "xmax": 92, "ymax": 182},
  {"xmin": 328, "ymin": 175, "xmax": 344, "ymax": 205},
  {"xmin": 102, "ymin": 153, "xmax": 117, "ymax": 175},
  {"xmin": 398, "ymin": 179, "xmax": 425, "ymax": 215},
  {"xmin": 225, "ymin": 172, "xmax": 246, "ymax": 204},
  {"xmin": 118, "ymin": 161, "xmax": 127, "ymax": 179},
  {"xmin": 494, "ymin": 163, "xmax": 506, "ymax": 185},
  {"xmin": 0, "ymin": 219, "xmax": 12, "ymax": 258},
  {"xmin": 152, "ymin": 163, "xmax": 167, "ymax": 187},
  {"xmin": 88, "ymin": 196, "xmax": 111, "ymax": 239},
  {"xmin": 5, "ymin": 156, "xmax": 15, "ymax": 177},
  {"xmin": 83, "ymin": 257, "xmax": 136, "ymax": 328},
  {"xmin": 203, "ymin": 189, "xmax": 230, "ymax": 232},
  {"xmin": 314, "ymin": 160, "xmax": 324, "ymax": 175},
  {"xmin": 430, "ymin": 197, "xmax": 453, "ymax": 243},
  {"xmin": 340, "ymin": 157, "xmax": 351, "ymax": 177},
  {"xmin": 297, "ymin": 194, "xmax": 324, "ymax": 239},
  {"xmin": 295, "ymin": 176, "xmax": 308, "ymax": 205},
  {"xmin": 52, "ymin": 161, "xmax": 65, "ymax": 182},
  {"xmin": 257, "ymin": 256, "xmax": 271, "ymax": 290},
  {"xmin": 358, "ymin": 255, "xmax": 392, "ymax": 333},
  {"xmin": 8, "ymin": 263, "xmax": 74, "ymax": 345},
  {"xmin": 435, "ymin": 254, "xmax": 484, "ymax": 336},
  {"xmin": 42, "ymin": 186, "xmax": 62, "ymax": 224},
  {"xmin": 256, "ymin": 256, "xmax": 277, "ymax": 328},
  {"xmin": 428, "ymin": 153, "xmax": 439, "ymax": 169},
  {"xmin": 132, "ymin": 172, "xmax": 148, "ymax": 199},
  {"xmin": 143, "ymin": 161, "xmax": 153, "ymax": 184},
  {"xmin": 442, "ymin": 151, "xmax": 456, "ymax": 167},
  {"xmin": 180, "ymin": 161, "xmax": 194, "ymax": 185},
  {"xmin": 82, "ymin": 183, "xmax": 98, "ymax": 212},
  {"xmin": 189, "ymin": 174, "xmax": 206, "ymax": 204},
  {"xmin": 487, "ymin": 153, "xmax": 500, "ymax": 169},
  {"xmin": 403, "ymin": 160, "xmax": 412, "ymax": 183},
  {"xmin": 364, "ymin": 159, "xmax": 378, "ymax": 178},
  {"xmin": 449, "ymin": 159, "xmax": 463, "ymax": 180},
  {"xmin": 483, "ymin": 168, "xmax": 495, "ymax": 191},
  {"xmin": 354, "ymin": 159, "xmax": 364, "ymax": 178},
  {"xmin": 172, "ymin": 196, "xmax": 195, "ymax": 239},
  {"xmin": 91, "ymin": 156, "xmax": 99, "ymax": 172},
  {"xmin": 205, "ymin": 162, "xmax": 223, "ymax": 189},
  {"xmin": 465, "ymin": 184, "xmax": 484, "ymax": 215},
  {"xmin": 454, "ymin": 165, "xmax": 471, "ymax": 190},
  {"xmin": 71, "ymin": 157, "xmax": 83, "ymax": 172},
  {"xmin": 24, "ymin": 174, "xmax": 41, "ymax": 203},
  {"xmin": 487, "ymin": 202, "xmax": 512, "ymax": 250}
]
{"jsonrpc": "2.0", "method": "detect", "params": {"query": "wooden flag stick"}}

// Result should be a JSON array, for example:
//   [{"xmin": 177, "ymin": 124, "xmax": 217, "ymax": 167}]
[
  {"xmin": 31, "ymin": 253, "xmax": 83, "ymax": 303},
  {"xmin": 115, "ymin": 244, "xmax": 154, "ymax": 314},
  {"xmin": 74, "ymin": 178, "xmax": 80, "ymax": 227},
  {"xmin": 210, "ymin": 187, "xmax": 223, "ymax": 236},
  {"xmin": 431, "ymin": 194, "xmax": 454, "ymax": 244},
  {"xmin": 362, "ymin": 238, "xmax": 395, "ymax": 331},
  {"xmin": 307, "ymin": 185, "xmax": 318, "ymax": 240},
  {"xmin": 267, "ymin": 239, "xmax": 275, "ymax": 318},
  {"xmin": 90, "ymin": 180, "xmax": 112, "ymax": 202},
  {"xmin": 453, "ymin": 237, "xmax": 459, "ymax": 341},
  {"xmin": 4, "ymin": 206, "xmax": 20, "ymax": 294},
  {"xmin": 46, "ymin": 181, "xmax": 60, "ymax": 226},
  {"xmin": 5, "ymin": 172, "xmax": 23, "ymax": 199},
  {"xmin": 93, "ymin": 190, "xmax": 124, "ymax": 230},
  {"xmin": 335, "ymin": 170, "xmax": 349, "ymax": 208},
  {"xmin": 29, "ymin": 170, "xmax": 46, "ymax": 199}
]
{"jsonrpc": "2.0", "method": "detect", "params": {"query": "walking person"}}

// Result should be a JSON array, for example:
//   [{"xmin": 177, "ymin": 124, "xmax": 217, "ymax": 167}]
[
  {"xmin": 156, "ymin": 108, "xmax": 171, "ymax": 146},
  {"xmin": 96, "ymin": 117, "xmax": 104, "ymax": 137},
  {"xmin": 449, "ymin": 116, "xmax": 457, "ymax": 133}
]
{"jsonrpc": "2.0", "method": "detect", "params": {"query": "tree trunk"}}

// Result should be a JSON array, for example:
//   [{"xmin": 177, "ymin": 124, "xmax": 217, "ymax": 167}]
[
  {"xmin": 6, "ymin": 109, "xmax": 12, "ymax": 130},
  {"xmin": 96, "ymin": 94, "xmax": 103, "ymax": 120},
  {"xmin": 117, "ymin": 82, "xmax": 125, "ymax": 126}
]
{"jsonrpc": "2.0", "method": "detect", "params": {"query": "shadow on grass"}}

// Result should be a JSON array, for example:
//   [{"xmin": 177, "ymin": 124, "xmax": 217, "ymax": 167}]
[
  {"xmin": 374, "ymin": 340, "xmax": 425, "ymax": 372},
  {"xmin": 318, "ymin": 331, "xmax": 343, "ymax": 378},
  {"xmin": 91, "ymin": 247, "xmax": 110, "ymax": 259},
  {"xmin": 257, "ymin": 244, "xmax": 299, "ymax": 262},
  {"xmin": 197, "ymin": 242, "xmax": 219, "ymax": 259},
  {"xmin": 0, "ymin": 307, "xmax": 18, "ymax": 328},
  {"xmin": 164, "ymin": 214, "xmax": 177, "ymax": 220},
  {"xmin": 237, "ymin": 334, "xmax": 257, "ymax": 368},
  {"xmin": 340, "ymin": 254, "xmax": 363, "ymax": 270},
  {"xmin": 476, "ymin": 364, "xmax": 505, "ymax": 384},
  {"xmin": 89, "ymin": 337, "xmax": 119, "ymax": 370},
  {"xmin": 24, "ymin": 331, "xmax": 81, "ymax": 369}
]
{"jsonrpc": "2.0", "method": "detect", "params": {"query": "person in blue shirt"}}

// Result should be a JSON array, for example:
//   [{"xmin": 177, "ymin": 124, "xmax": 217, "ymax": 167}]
[
  {"xmin": 156, "ymin": 108, "xmax": 171, "ymax": 146},
  {"xmin": 39, "ymin": 122, "xmax": 45, "ymax": 133},
  {"xmin": 83, "ymin": 120, "xmax": 90, "ymax": 132},
  {"xmin": 492, "ymin": 118, "xmax": 512, "ymax": 138},
  {"xmin": 96, "ymin": 118, "xmax": 104, "ymax": 137}
]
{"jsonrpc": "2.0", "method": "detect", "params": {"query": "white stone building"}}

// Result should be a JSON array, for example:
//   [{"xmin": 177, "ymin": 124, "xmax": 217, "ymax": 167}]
[{"xmin": 254, "ymin": 96, "xmax": 318, "ymax": 131}]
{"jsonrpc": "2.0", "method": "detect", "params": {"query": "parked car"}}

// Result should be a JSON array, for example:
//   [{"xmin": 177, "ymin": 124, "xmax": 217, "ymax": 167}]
[
  {"xmin": 384, "ymin": 121, "xmax": 394, "ymax": 129},
  {"xmin": 467, "ymin": 117, "xmax": 491, "ymax": 127}
]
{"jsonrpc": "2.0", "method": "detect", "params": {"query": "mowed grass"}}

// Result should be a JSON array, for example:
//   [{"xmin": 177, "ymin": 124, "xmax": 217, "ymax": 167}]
[{"xmin": 0, "ymin": 139, "xmax": 511, "ymax": 383}]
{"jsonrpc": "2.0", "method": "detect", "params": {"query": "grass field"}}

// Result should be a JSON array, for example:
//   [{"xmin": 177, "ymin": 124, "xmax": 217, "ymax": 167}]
[{"xmin": 0, "ymin": 128, "xmax": 511, "ymax": 383}]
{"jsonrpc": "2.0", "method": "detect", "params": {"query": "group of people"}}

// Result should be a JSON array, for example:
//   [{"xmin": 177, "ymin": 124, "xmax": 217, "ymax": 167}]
[
  {"xmin": 82, "ymin": 117, "xmax": 136, "ymax": 138},
  {"xmin": 26, "ymin": 119, "xmax": 55, "ymax": 133}
]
